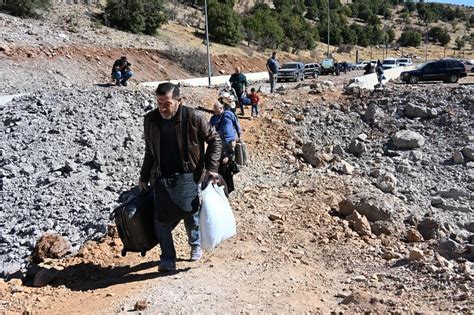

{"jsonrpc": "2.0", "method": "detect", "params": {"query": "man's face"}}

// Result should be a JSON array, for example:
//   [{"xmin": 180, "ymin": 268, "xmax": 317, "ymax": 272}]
[
  {"xmin": 157, "ymin": 92, "xmax": 180, "ymax": 120},
  {"xmin": 235, "ymin": 67, "xmax": 240, "ymax": 74},
  {"xmin": 272, "ymin": 53, "xmax": 276, "ymax": 59},
  {"xmin": 213, "ymin": 104, "xmax": 224, "ymax": 115}
]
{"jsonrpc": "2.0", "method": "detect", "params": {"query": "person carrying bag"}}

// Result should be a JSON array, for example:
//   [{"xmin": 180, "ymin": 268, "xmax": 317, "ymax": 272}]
[{"xmin": 138, "ymin": 83, "xmax": 222, "ymax": 272}]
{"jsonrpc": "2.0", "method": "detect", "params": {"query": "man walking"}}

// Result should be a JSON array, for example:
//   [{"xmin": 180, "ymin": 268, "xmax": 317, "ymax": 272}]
[
  {"xmin": 266, "ymin": 52, "xmax": 279, "ymax": 93},
  {"xmin": 111, "ymin": 56, "xmax": 133, "ymax": 86},
  {"xmin": 138, "ymin": 83, "xmax": 222, "ymax": 272},
  {"xmin": 229, "ymin": 67, "xmax": 248, "ymax": 116}
]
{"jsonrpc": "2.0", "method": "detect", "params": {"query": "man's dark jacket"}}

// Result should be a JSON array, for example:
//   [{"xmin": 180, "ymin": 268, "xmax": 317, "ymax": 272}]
[{"xmin": 139, "ymin": 105, "xmax": 222, "ymax": 184}]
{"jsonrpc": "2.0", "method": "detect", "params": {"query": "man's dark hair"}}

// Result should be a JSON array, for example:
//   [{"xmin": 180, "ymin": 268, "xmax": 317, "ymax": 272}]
[
  {"xmin": 272, "ymin": 52, "xmax": 276, "ymax": 56},
  {"xmin": 251, "ymin": 87, "xmax": 256, "ymax": 93},
  {"xmin": 155, "ymin": 82, "xmax": 180, "ymax": 99}
]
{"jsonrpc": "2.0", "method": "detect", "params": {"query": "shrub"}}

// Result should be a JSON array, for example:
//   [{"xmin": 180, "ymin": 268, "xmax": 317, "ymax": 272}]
[
  {"xmin": 207, "ymin": 1, "xmax": 242, "ymax": 46},
  {"xmin": 399, "ymin": 30, "xmax": 422, "ymax": 47},
  {"xmin": 428, "ymin": 26, "xmax": 450, "ymax": 45},
  {"xmin": 1, "ymin": 0, "xmax": 51, "ymax": 18},
  {"xmin": 104, "ymin": 0, "xmax": 167, "ymax": 35},
  {"xmin": 243, "ymin": 5, "xmax": 284, "ymax": 49}
]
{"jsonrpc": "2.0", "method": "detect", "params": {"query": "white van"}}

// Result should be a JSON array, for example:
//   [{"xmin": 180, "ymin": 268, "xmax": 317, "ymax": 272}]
[
  {"xmin": 397, "ymin": 58, "xmax": 413, "ymax": 67},
  {"xmin": 382, "ymin": 58, "xmax": 398, "ymax": 70}
]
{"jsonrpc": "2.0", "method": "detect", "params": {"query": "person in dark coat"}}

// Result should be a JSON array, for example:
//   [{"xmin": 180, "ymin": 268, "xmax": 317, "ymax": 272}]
[
  {"xmin": 111, "ymin": 56, "xmax": 133, "ymax": 86},
  {"xmin": 138, "ymin": 83, "xmax": 222, "ymax": 272},
  {"xmin": 229, "ymin": 67, "xmax": 248, "ymax": 116}
]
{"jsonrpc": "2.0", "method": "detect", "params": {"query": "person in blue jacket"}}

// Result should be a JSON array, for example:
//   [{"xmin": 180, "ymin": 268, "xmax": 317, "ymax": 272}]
[{"xmin": 210, "ymin": 102, "xmax": 241, "ymax": 193}]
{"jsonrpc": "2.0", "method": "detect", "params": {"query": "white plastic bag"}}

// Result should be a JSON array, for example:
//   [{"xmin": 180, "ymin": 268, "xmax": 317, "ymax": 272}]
[{"xmin": 199, "ymin": 184, "xmax": 236, "ymax": 250}]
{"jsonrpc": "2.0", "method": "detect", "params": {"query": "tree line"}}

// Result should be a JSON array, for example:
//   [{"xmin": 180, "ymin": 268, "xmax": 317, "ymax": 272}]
[{"xmin": 1, "ymin": 0, "xmax": 472, "ymax": 52}]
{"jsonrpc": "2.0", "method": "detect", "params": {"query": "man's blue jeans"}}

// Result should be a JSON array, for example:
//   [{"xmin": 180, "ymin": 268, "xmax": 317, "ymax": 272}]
[
  {"xmin": 112, "ymin": 70, "xmax": 133, "ymax": 84},
  {"xmin": 154, "ymin": 213, "xmax": 200, "ymax": 264}
]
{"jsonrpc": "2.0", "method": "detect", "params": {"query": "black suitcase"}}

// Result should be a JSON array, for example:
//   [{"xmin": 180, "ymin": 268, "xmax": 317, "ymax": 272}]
[{"xmin": 110, "ymin": 189, "xmax": 158, "ymax": 257}]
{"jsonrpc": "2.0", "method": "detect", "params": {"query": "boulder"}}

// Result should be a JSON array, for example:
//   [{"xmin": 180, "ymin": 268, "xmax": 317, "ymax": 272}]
[
  {"xmin": 370, "ymin": 221, "xmax": 393, "ymax": 236},
  {"xmin": 462, "ymin": 144, "xmax": 474, "ymax": 161},
  {"xmin": 363, "ymin": 103, "xmax": 384, "ymax": 125},
  {"xmin": 32, "ymin": 233, "xmax": 71, "ymax": 263},
  {"xmin": 348, "ymin": 139, "xmax": 367, "ymax": 156},
  {"xmin": 437, "ymin": 238, "xmax": 462, "ymax": 260},
  {"xmin": 134, "ymin": 299, "xmax": 148, "ymax": 311},
  {"xmin": 404, "ymin": 103, "xmax": 437, "ymax": 119},
  {"xmin": 406, "ymin": 228, "xmax": 423, "ymax": 242},
  {"xmin": 377, "ymin": 173, "xmax": 397, "ymax": 193},
  {"xmin": 417, "ymin": 218, "xmax": 442, "ymax": 240},
  {"xmin": 341, "ymin": 290, "xmax": 375, "ymax": 305},
  {"xmin": 408, "ymin": 248, "xmax": 424, "ymax": 261},
  {"xmin": 33, "ymin": 268, "xmax": 57, "ymax": 287},
  {"xmin": 302, "ymin": 143, "xmax": 325, "ymax": 167},
  {"xmin": 338, "ymin": 191, "xmax": 397, "ymax": 222},
  {"xmin": 392, "ymin": 130, "xmax": 425, "ymax": 150},
  {"xmin": 348, "ymin": 211, "xmax": 372, "ymax": 236},
  {"xmin": 452, "ymin": 151, "xmax": 465, "ymax": 164},
  {"xmin": 341, "ymin": 160, "xmax": 355, "ymax": 175}
]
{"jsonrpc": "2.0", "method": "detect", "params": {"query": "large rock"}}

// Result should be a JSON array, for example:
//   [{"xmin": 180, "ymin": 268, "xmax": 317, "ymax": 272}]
[
  {"xmin": 392, "ymin": 130, "xmax": 425, "ymax": 150},
  {"xmin": 339, "ymin": 191, "xmax": 397, "ymax": 222},
  {"xmin": 404, "ymin": 103, "xmax": 437, "ymax": 119},
  {"xmin": 302, "ymin": 143, "xmax": 325, "ymax": 167},
  {"xmin": 341, "ymin": 290, "xmax": 374, "ymax": 305},
  {"xmin": 417, "ymin": 218, "xmax": 442, "ymax": 240},
  {"xmin": 462, "ymin": 144, "xmax": 474, "ymax": 161},
  {"xmin": 348, "ymin": 211, "xmax": 372, "ymax": 236},
  {"xmin": 348, "ymin": 139, "xmax": 367, "ymax": 156},
  {"xmin": 406, "ymin": 228, "xmax": 423, "ymax": 242},
  {"xmin": 437, "ymin": 238, "xmax": 462, "ymax": 260},
  {"xmin": 408, "ymin": 248, "xmax": 424, "ymax": 261},
  {"xmin": 377, "ymin": 173, "xmax": 397, "ymax": 193},
  {"xmin": 32, "ymin": 233, "xmax": 71, "ymax": 264},
  {"xmin": 363, "ymin": 103, "xmax": 384, "ymax": 125},
  {"xmin": 33, "ymin": 268, "xmax": 57, "ymax": 287}
]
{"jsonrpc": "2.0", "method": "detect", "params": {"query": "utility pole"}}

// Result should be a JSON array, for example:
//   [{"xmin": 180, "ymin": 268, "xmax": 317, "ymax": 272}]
[
  {"xmin": 327, "ymin": 0, "xmax": 330, "ymax": 57},
  {"xmin": 204, "ymin": 0, "xmax": 212, "ymax": 86}
]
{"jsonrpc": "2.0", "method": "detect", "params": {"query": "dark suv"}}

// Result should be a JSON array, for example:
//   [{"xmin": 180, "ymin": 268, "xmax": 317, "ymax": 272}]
[
  {"xmin": 304, "ymin": 63, "xmax": 320, "ymax": 78},
  {"xmin": 277, "ymin": 62, "xmax": 305, "ymax": 82},
  {"xmin": 400, "ymin": 58, "xmax": 467, "ymax": 84}
]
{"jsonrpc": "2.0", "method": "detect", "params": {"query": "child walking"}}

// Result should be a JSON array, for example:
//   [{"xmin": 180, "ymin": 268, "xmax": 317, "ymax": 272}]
[{"xmin": 249, "ymin": 88, "xmax": 260, "ymax": 118}]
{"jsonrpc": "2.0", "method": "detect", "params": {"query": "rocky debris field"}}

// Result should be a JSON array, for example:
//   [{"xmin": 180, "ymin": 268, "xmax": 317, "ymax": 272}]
[
  {"xmin": 1, "ymin": 78, "xmax": 473, "ymax": 313},
  {"xmin": 0, "ymin": 87, "xmax": 156, "ymax": 276},
  {"xmin": 274, "ymin": 82, "xmax": 473, "ymax": 260}
]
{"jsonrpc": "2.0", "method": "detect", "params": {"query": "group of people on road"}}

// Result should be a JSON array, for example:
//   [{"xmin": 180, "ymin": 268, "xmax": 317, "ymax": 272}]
[{"xmin": 364, "ymin": 60, "xmax": 385, "ymax": 86}]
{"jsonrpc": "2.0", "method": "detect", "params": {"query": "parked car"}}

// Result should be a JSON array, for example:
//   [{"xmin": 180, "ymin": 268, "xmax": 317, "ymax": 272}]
[
  {"xmin": 320, "ymin": 59, "xmax": 336, "ymax": 75},
  {"xmin": 277, "ymin": 62, "xmax": 305, "ymax": 82},
  {"xmin": 355, "ymin": 61, "xmax": 370, "ymax": 70},
  {"xmin": 400, "ymin": 58, "xmax": 467, "ymax": 84},
  {"xmin": 397, "ymin": 58, "xmax": 413, "ymax": 67},
  {"xmin": 346, "ymin": 63, "xmax": 356, "ymax": 71},
  {"xmin": 382, "ymin": 58, "xmax": 398, "ymax": 70},
  {"xmin": 461, "ymin": 59, "xmax": 474, "ymax": 73},
  {"xmin": 304, "ymin": 63, "xmax": 320, "ymax": 78}
]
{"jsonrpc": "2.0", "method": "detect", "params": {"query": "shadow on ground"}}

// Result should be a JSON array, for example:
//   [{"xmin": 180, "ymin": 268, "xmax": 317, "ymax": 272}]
[{"xmin": 45, "ymin": 261, "xmax": 190, "ymax": 291}]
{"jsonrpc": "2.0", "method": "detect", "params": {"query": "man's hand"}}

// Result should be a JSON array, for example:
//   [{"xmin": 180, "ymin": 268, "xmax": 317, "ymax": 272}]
[
  {"xmin": 206, "ymin": 171, "xmax": 219, "ymax": 184},
  {"xmin": 138, "ymin": 181, "xmax": 149, "ymax": 191}
]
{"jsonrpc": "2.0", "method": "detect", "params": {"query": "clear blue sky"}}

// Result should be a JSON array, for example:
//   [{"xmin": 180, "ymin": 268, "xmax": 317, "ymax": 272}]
[{"xmin": 425, "ymin": 0, "xmax": 473, "ymax": 6}]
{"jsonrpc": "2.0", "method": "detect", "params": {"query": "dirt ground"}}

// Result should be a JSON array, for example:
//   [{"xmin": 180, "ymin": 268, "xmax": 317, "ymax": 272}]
[{"xmin": 2, "ymin": 73, "xmax": 473, "ymax": 313}]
